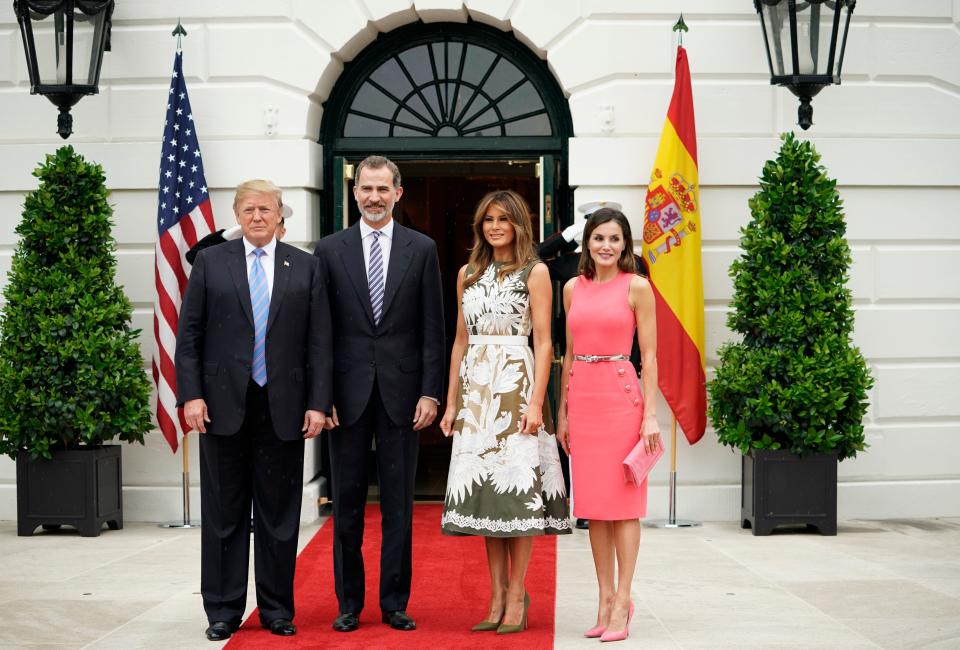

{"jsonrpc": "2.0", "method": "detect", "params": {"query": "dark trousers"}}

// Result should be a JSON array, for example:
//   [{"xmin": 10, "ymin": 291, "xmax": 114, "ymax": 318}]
[
  {"xmin": 329, "ymin": 379, "xmax": 419, "ymax": 615},
  {"xmin": 199, "ymin": 380, "xmax": 305, "ymax": 626}
]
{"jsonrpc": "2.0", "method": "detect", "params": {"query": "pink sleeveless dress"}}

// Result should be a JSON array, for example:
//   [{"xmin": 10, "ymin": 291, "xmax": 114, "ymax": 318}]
[{"xmin": 566, "ymin": 272, "xmax": 647, "ymax": 520}]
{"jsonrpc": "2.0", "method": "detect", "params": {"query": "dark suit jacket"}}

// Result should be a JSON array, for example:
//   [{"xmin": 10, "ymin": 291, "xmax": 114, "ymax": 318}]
[
  {"xmin": 314, "ymin": 222, "xmax": 444, "ymax": 428},
  {"xmin": 175, "ymin": 238, "xmax": 333, "ymax": 440}
]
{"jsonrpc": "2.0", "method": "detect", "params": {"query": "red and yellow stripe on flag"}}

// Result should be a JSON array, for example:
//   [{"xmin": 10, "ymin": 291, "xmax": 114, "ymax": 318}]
[{"xmin": 640, "ymin": 46, "xmax": 706, "ymax": 444}]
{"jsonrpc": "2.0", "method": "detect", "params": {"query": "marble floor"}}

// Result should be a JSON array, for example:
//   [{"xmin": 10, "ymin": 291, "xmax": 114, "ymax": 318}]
[{"xmin": 2, "ymin": 515, "xmax": 959, "ymax": 649}]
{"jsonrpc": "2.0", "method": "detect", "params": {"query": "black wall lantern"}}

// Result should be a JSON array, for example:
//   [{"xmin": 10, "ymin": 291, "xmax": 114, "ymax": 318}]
[
  {"xmin": 14, "ymin": 0, "xmax": 114, "ymax": 139},
  {"xmin": 755, "ymin": 0, "xmax": 855, "ymax": 129}
]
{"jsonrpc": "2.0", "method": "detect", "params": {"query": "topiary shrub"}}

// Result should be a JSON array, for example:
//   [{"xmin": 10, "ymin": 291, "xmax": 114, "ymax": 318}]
[
  {"xmin": 708, "ymin": 133, "xmax": 873, "ymax": 461},
  {"xmin": 0, "ymin": 146, "xmax": 152, "ymax": 460}
]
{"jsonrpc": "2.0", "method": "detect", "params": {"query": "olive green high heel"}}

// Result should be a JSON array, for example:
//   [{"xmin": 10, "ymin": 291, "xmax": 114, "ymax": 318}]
[
  {"xmin": 496, "ymin": 593, "xmax": 530, "ymax": 634},
  {"xmin": 471, "ymin": 617, "xmax": 503, "ymax": 632}
]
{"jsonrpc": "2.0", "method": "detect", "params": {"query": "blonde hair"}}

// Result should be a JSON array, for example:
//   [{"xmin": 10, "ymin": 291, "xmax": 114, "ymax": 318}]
[
  {"xmin": 464, "ymin": 190, "xmax": 538, "ymax": 289},
  {"xmin": 233, "ymin": 179, "xmax": 283, "ymax": 212}
]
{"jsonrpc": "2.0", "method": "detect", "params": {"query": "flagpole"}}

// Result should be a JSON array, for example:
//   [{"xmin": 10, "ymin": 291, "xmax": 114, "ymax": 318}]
[
  {"xmin": 646, "ymin": 415, "xmax": 701, "ymax": 529},
  {"xmin": 160, "ymin": 432, "xmax": 200, "ymax": 529},
  {"xmin": 157, "ymin": 19, "xmax": 200, "ymax": 531}
]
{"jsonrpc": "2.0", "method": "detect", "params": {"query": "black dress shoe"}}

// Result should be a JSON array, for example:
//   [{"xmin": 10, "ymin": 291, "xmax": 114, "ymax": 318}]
[
  {"xmin": 205, "ymin": 621, "xmax": 235, "ymax": 641},
  {"xmin": 382, "ymin": 610, "xmax": 416, "ymax": 631},
  {"xmin": 261, "ymin": 618, "xmax": 296, "ymax": 636},
  {"xmin": 576, "ymin": 518, "xmax": 590, "ymax": 529},
  {"xmin": 333, "ymin": 612, "xmax": 360, "ymax": 632}
]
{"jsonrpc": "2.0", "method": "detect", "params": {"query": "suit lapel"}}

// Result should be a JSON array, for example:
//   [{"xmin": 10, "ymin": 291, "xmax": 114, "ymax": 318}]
[
  {"xmin": 380, "ymin": 223, "xmax": 413, "ymax": 322},
  {"xmin": 266, "ymin": 242, "xmax": 291, "ymax": 334},
  {"xmin": 226, "ymin": 240, "xmax": 254, "ymax": 328},
  {"xmin": 339, "ymin": 224, "xmax": 376, "ymax": 326}
]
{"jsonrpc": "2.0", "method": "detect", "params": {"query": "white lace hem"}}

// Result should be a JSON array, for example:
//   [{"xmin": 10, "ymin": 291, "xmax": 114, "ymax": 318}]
[{"xmin": 441, "ymin": 511, "xmax": 571, "ymax": 533}]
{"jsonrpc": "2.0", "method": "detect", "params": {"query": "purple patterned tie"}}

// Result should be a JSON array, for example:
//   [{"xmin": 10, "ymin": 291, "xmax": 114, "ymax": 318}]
[{"xmin": 368, "ymin": 231, "xmax": 385, "ymax": 325}]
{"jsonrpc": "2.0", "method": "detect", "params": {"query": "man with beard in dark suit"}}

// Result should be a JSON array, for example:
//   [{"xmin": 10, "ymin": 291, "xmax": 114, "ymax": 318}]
[
  {"xmin": 176, "ymin": 179, "xmax": 331, "ymax": 641},
  {"xmin": 314, "ymin": 155, "xmax": 444, "ymax": 633}
]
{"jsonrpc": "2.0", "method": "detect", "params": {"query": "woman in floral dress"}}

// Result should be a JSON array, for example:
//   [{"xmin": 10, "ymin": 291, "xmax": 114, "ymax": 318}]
[{"xmin": 440, "ymin": 189, "xmax": 570, "ymax": 634}]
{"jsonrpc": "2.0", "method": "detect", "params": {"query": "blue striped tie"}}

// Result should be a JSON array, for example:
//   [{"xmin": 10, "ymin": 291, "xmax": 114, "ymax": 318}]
[
  {"xmin": 368, "ymin": 231, "xmax": 385, "ymax": 325},
  {"xmin": 250, "ymin": 248, "xmax": 269, "ymax": 386}
]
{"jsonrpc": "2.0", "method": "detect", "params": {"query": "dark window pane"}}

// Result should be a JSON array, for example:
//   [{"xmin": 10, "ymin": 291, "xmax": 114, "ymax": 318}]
[
  {"xmin": 350, "ymin": 82, "xmax": 397, "ymax": 119},
  {"xmin": 457, "ymin": 94, "xmax": 490, "ymax": 125},
  {"xmin": 431, "ymin": 43, "xmax": 450, "ymax": 80},
  {"xmin": 404, "ymin": 93, "xmax": 434, "ymax": 126},
  {"xmin": 505, "ymin": 113, "xmax": 552, "ymax": 136},
  {"xmin": 396, "ymin": 109, "xmax": 432, "ymax": 133},
  {"xmin": 447, "ymin": 41, "xmax": 464, "ymax": 79},
  {"xmin": 394, "ymin": 126, "xmax": 430, "ymax": 137},
  {"xmin": 462, "ymin": 106, "xmax": 499, "ymax": 133},
  {"xmin": 497, "ymin": 80, "xmax": 546, "ymax": 120},
  {"xmin": 461, "ymin": 44, "xmax": 497, "ymax": 87},
  {"xmin": 419, "ymin": 83, "xmax": 442, "ymax": 121},
  {"xmin": 482, "ymin": 58, "xmax": 524, "ymax": 99},
  {"xmin": 344, "ymin": 113, "xmax": 390, "ymax": 137},
  {"xmin": 467, "ymin": 125, "xmax": 502, "ymax": 137},
  {"xmin": 368, "ymin": 57, "xmax": 413, "ymax": 100},
  {"xmin": 441, "ymin": 82, "xmax": 456, "ymax": 120},
  {"xmin": 341, "ymin": 35, "xmax": 556, "ymax": 140},
  {"xmin": 398, "ymin": 45, "xmax": 433, "ymax": 88}
]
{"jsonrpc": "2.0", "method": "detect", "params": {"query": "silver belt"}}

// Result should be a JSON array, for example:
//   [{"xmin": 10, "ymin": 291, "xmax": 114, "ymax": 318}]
[{"xmin": 573, "ymin": 354, "xmax": 629, "ymax": 363}]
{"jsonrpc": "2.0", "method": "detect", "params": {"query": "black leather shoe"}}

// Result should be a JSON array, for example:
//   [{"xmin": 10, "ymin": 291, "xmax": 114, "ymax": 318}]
[
  {"xmin": 333, "ymin": 612, "xmax": 360, "ymax": 632},
  {"xmin": 205, "ymin": 621, "xmax": 235, "ymax": 641},
  {"xmin": 382, "ymin": 610, "xmax": 416, "ymax": 631},
  {"xmin": 261, "ymin": 618, "xmax": 296, "ymax": 636},
  {"xmin": 575, "ymin": 518, "xmax": 590, "ymax": 530}
]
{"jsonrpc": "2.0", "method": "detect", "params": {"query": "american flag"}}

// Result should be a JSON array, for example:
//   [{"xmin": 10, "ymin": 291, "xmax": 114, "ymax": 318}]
[{"xmin": 153, "ymin": 49, "xmax": 215, "ymax": 452}]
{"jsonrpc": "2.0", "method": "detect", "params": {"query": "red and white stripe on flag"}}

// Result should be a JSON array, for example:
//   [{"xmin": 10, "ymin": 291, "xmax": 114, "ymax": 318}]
[{"xmin": 153, "ymin": 49, "xmax": 215, "ymax": 452}]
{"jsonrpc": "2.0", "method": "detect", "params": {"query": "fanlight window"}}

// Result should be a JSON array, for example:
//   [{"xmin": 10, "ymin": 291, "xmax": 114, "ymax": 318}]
[{"xmin": 343, "ymin": 39, "xmax": 552, "ymax": 138}]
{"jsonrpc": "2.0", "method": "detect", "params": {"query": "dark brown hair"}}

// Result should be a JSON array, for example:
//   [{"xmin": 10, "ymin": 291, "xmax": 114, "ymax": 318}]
[
  {"xmin": 355, "ymin": 155, "xmax": 402, "ymax": 188},
  {"xmin": 463, "ymin": 190, "xmax": 538, "ymax": 288},
  {"xmin": 578, "ymin": 208, "xmax": 637, "ymax": 279}
]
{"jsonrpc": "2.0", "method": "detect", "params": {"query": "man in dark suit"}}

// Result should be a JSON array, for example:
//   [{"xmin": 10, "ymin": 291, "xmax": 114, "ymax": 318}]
[
  {"xmin": 176, "ymin": 180, "xmax": 332, "ymax": 641},
  {"xmin": 314, "ymin": 155, "xmax": 444, "ymax": 633}
]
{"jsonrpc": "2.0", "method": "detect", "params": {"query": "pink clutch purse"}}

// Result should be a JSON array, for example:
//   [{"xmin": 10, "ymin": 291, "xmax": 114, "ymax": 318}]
[{"xmin": 622, "ymin": 439, "xmax": 664, "ymax": 485}]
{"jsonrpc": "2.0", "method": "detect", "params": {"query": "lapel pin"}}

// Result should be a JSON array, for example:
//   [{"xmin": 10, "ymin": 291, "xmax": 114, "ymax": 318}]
[{"xmin": 284, "ymin": 260, "xmax": 290, "ymax": 267}]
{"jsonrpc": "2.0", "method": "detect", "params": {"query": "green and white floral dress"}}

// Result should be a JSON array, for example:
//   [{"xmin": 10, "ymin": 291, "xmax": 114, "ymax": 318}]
[{"xmin": 441, "ymin": 260, "xmax": 571, "ymax": 537}]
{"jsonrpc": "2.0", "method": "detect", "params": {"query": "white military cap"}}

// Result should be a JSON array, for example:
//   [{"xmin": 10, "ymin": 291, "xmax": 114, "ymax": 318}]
[{"xmin": 577, "ymin": 200, "xmax": 623, "ymax": 216}]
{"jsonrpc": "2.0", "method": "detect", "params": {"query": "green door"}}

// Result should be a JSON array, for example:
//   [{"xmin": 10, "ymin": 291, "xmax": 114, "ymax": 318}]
[{"xmin": 538, "ymin": 154, "xmax": 564, "ymax": 412}]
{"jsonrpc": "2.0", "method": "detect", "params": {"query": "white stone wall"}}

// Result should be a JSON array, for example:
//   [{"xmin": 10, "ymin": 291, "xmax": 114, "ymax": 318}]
[{"xmin": 0, "ymin": 0, "xmax": 957, "ymax": 521}]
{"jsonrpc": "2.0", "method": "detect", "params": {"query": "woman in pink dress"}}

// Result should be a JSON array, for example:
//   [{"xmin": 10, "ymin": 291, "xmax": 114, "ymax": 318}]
[{"xmin": 557, "ymin": 208, "xmax": 660, "ymax": 643}]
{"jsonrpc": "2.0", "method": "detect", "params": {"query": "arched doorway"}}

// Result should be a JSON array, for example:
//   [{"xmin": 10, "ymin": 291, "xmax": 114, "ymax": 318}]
[{"xmin": 320, "ymin": 21, "xmax": 573, "ymax": 498}]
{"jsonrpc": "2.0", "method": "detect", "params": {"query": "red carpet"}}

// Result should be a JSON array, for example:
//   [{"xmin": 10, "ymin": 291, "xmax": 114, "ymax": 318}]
[{"xmin": 226, "ymin": 504, "xmax": 557, "ymax": 649}]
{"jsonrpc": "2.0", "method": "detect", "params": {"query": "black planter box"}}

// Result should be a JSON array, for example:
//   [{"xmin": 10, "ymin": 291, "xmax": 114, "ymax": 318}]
[
  {"xmin": 741, "ymin": 449, "xmax": 837, "ymax": 536},
  {"xmin": 16, "ymin": 445, "xmax": 123, "ymax": 537}
]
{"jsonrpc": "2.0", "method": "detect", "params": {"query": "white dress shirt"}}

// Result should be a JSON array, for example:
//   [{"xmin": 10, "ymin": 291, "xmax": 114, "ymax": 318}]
[
  {"xmin": 359, "ymin": 218, "xmax": 394, "ymax": 284},
  {"xmin": 243, "ymin": 236, "xmax": 277, "ymax": 298}
]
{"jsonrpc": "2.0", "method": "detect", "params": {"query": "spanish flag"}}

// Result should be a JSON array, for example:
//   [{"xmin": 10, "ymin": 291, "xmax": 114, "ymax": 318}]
[{"xmin": 640, "ymin": 46, "xmax": 706, "ymax": 444}]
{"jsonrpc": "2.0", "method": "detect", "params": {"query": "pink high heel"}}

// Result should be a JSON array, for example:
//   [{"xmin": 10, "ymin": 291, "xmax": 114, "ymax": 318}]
[
  {"xmin": 599, "ymin": 602, "xmax": 633, "ymax": 643},
  {"xmin": 583, "ymin": 624, "xmax": 606, "ymax": 638}
]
